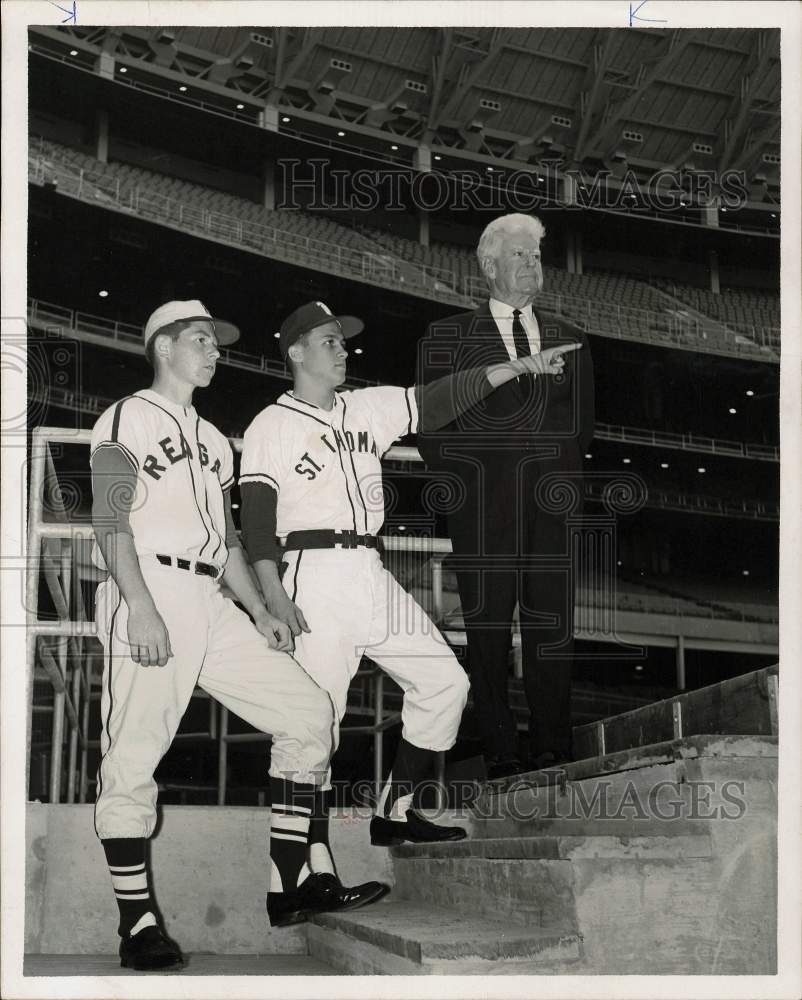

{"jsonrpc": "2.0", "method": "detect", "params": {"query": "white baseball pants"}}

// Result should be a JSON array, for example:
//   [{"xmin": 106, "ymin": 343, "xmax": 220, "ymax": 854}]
[
  {"xmin": 94, "ymin": 561, "xmax": 333, "ymax": 839},
  {"xmin": 280, "ymin": 547, "xmax": 469, "ymax": 781}
]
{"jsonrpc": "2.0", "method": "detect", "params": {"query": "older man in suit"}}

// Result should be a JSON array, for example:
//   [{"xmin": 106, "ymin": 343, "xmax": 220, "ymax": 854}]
[{"xmin": 416, "ymin": 213, "xmax": 595, "ymax": 780}]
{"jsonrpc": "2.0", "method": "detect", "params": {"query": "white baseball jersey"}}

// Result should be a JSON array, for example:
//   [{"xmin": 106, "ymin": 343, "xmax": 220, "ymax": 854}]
[
  {"xmin": 90, "ymin": 388, "xmax": 234, "ymax": 568},
  {"xmin": 240, "ymin": 387, "xmax": 418, "ymax": 536}
]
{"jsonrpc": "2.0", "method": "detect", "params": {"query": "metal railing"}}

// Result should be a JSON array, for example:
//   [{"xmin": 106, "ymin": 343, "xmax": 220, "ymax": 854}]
[
  {"xmin": 28, "ymin": 145, "xmax": 781, "ymax": 363},
  {"xmin": 27, "ymin": 298, "xmax": 782, "ymax": 468}
]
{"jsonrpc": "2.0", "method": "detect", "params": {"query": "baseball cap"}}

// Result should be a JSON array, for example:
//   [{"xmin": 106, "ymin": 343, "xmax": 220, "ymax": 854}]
[
  {"xmin": 143, "ymin": 300, "xmax": 240, "ymax": 348},
  {"xmin": 278, "ymin": 301, "xmax": 364, "ymax": 358}
]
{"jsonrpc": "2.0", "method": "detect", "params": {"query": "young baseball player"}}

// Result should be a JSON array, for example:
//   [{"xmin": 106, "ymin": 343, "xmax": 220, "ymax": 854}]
[
  {"xmin": 90, "ymin": 301, "xmax": 386, "ymax": 971},
  {"xmin": 240, "ymin": 301, "xmax": 578, "ymax": 862}
]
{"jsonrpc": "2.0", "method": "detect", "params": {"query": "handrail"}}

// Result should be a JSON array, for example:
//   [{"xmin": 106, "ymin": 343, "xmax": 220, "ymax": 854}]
[{"xmin": 28, "ymin": 147, "xmax": 781, "ymax": 364}]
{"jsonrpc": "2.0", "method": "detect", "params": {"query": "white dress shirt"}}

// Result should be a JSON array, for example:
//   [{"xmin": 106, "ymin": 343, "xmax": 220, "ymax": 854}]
[
  {"xmin": 489, "ymin": 298, "xmax": 542, "ymax": 360},
  {"xmin": 490, "ymin": 298, "xmax": 540, "ymax": 361}
]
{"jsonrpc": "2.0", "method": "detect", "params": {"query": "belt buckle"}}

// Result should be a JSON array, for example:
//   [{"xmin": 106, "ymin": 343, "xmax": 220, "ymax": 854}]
[{"xmin": 337, "ymin": 531, "xmax": 356, "ymax": 550}]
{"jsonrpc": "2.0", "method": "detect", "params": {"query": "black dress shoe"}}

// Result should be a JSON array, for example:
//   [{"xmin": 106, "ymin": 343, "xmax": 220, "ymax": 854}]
[
  {"xmin": 485, "ymin": 755, "xmax": 527, "ymax": 781},
  {"xmin": 119, "ymin": 925, "xmax": 184, "ymax": 971},
  {"xmin": 370, "ymin": 809, "xmax": 467, "ymax": 846},
  {"xmin": 315, "ymin": 871, "xmax": 391, "ymax": 911},
  {"xmin": 267, "ymin": 871, "xmax": 341, "ymax": 927}
]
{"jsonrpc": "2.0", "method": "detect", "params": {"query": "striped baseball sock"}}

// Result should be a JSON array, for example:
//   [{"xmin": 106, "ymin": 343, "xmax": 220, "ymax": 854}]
[
  {"xmin": 101, "ymin": 838, "xmax": 157, "ymax": 938},
  {"xmin": 308, "ymin": 789, "xmax": 337, "ymax": 877},
  {"xmin": 269, "ymin": 777, "xmax": 316, "ymax": 893}
]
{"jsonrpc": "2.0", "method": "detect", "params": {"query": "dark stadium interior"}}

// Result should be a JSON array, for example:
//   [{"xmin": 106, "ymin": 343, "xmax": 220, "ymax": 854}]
[{"xmin": 26, "ymin": 25, "xmax": 781, "ymax": 804}]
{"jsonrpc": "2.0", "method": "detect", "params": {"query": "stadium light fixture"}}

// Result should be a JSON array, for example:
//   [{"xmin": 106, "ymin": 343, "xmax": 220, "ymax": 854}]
[
  {"xmin": 697, "ymin": 467, "xmax": 706, "ymax": 473},
  {"xmin": 746, "ymin": 389, "xmax": 754, "ymax": 396},
  {"xmin": 434, "ymin": 154, "xmax": 442, "ymax": 161},
  {"xmin": 231, "ymin": 503, "xmax": 240, "ymax": 510},
  {"xmin": 584, "ymin": 453, "xmax": 592, "ymax": 459},
  {"xmin": 660, "ymin": 462, "xmax": 669, "ymax": 469},
  {"xmin": 354, "ymin": 348, "xmax": 363, "ymax": 355},
  {"xmin": 98, "ymin": 290, "xmax": 109, "ymax": 298},
  {"xmin": 282, "ymin": 116, "xmax": 291, "ymax": 123},
  {"xmin": 179, "ymin": 85, "xmax": 188, "ymax": 93},
  {"xmin": 273, "ymin": 332, "xmax": 280, "ymax": 339},
  {"xmin": 742, "ymin": 569, "xmax": 750, "ymax": 576},
  {"xmin": 69, "ymin": 49, "xmax": 78, "ymax": 56},
  {"xmin": 617, "ymin": 560, "xmax": 622, "ymax": 567},
  {"xmin": 487, "ymin": 166, "xmax": 494, "ymax": 172},
  {"xmin": 337, "ymin": 130, "xmax": 346, "ymax": 137},
  {"xmin": 622, "ymin": 457, "xmax": 631, "ymax": 464},
  {"xmin": 391, "ymin": 144, "xmax": 399, "ymax": 151},
  {"xmin": 634, "ymin": 665, "xmax": 644, "ymax": 672},
  {"xmin": 119, "ymin": 67, "xmax": 128, "ymax": 74},
  {"xmin": 720, "ymin": 206, "xmax": 727, "ymax": 213},
  {"xmin": 728, "ymin": 407, "xmax": 737, "ymax": 414},
  {"xmin": 398, "ymin": 525, "xmax": 406, "ymax": 532},
  {"xmin": 236, "ymin": 103, "xmax": 245, "ymax": 110}
]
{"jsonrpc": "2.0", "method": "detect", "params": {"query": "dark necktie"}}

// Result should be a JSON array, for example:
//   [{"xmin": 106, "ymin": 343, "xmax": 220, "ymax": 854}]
[{"xmin": 511, "ymin": 309, "xmax": 530, "ymax": 358}]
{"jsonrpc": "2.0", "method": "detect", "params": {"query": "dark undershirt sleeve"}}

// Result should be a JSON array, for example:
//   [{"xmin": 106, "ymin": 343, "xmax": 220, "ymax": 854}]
[
  {"xmin": 414, "ymin": 366, "xmax": 497, "ymax": 433},
  {"xmin": 240, "ymin": 481, "xmax": 280, "ymax": 564},
  {"xmin": 91, "ymin": 444, "xmax": 137, "ymax": 535},
  {"xmin": 223, "ymin": 489, "xmax": 241, "ymax": 549}
]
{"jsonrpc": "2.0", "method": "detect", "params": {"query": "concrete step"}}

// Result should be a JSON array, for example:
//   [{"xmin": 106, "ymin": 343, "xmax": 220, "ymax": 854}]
[
  {"xmin": 392, "ymin": 832, "xmax": 713, "ymax": 862},
  {"xmin": 307, "ymin": 898, "xmax": 582, "ymax": 974}
]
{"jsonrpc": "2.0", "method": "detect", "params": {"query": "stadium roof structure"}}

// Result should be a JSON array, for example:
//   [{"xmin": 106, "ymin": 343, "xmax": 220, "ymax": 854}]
[{"xmin": 30, "ymin": 25, "xmax": 781, "ymax": 206}]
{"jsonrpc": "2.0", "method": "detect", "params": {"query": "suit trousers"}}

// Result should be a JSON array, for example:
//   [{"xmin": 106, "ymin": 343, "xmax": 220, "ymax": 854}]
[{"xmin": 450, "ymin": 472, "xmax": 578, "ymax": 761}]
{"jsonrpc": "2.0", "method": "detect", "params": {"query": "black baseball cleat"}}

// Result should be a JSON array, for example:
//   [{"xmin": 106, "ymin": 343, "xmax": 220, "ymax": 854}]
[
  {"xmin": 267, "ymin": 871, "xmax": 342, "ymax": 927},
  {"xmin": 314, "ymin": 871, "xmax": 391, "ymax": 911},
  {"xmin": 370, "ymin": 809, "xmax": 467, "ymax": 846},
  {"xmin": 119, "ymin": 924, "xmax": 185, "ymax": 972}
]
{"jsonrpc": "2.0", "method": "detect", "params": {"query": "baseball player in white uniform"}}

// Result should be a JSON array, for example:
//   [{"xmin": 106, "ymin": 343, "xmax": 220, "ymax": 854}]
[
  {"xmin": 90, "ymin": 300, "xmax": 386, "ymax": 971},
  {"xmin": 239, "ymin": 301, "xmax": 578, "ymax": 861}
]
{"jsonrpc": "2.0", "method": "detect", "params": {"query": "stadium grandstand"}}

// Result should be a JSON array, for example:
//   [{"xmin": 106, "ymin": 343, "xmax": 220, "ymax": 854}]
[{"xmin": 20, "ymin": 22, "xmax": 783, "ymax": 977}]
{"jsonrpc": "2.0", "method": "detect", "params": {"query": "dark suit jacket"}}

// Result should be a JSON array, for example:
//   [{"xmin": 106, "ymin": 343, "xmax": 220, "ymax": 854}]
[{"xmin": 416, "ymin": 301, "xmax": 595, "ymax": 553}]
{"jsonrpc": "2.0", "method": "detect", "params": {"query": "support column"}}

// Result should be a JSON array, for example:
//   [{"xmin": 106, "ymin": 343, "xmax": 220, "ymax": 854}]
[
  {"xmin": 676, "ymin": 634, "xmax": 686, "ymax": 691},
  {"xmin": 708, "ymin": 250, "xmax": 720, "ymax": 294},
  {"xmin": 95, "ymin": 110, "xmax": 109, "ymax": 164},
  {"xmin": 258, "ymin": 103, "xmax": 280, "ymax": 133},
  {"xmin": 262, "ymin": 159, "xmax": 275, "ymax": 210},
  {"xmin": 414, "ymin": 145, "xmax": 432, "ymax": 247},
  {"xmin": 703, "ymin": 198, "xmax": 719, "ymax": 228},
  {"xmin": 566, "ymin": 230, "xmax": 575, "ymax": 274},
  {"xmin": 97, "ymin": 50, "xmax": 115, "ymax": 80},
  {"xmin": 574, "ymin": 228, "xmax": 583, "ymax": 275}
]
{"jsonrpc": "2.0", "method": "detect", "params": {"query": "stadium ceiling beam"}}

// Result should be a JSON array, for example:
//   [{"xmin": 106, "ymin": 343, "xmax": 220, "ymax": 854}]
[
  {"xmin": 652, "ymin": 77, "xmax": 734, "ymax": 100},
  {"xmin": 729, "ymin": 119, "xmax": 780, "ymax": 174},
  {"xmin": 434, "ymin": 27, "xmax": 508, "ymax": 125},
  {"xmin": 625, "ymin": 116, "xmax": 718, "ymax": 138},
  {"xmin": 718, "ymin": 31, "xmax": 775, "ymax": 173},
  {"xmin": 469, "ymin": 82, "xmax": 575, "ymax": 113},
  {"xmin": 427, "ymin": 27, "xmax": 454, "ymax": 131},
  {"xmin": 500, "ymin": 42, "xmax": 588, "ymax": 70},
  {"xmin": 572, "ymin": 28, "xmax": 619, "ymax": 166},
  {"xmin": 276, "ymin": 26, "xmax": 321, "ymax": 91},
  {"xmin": 583, "ymin": 30, "xmax": 693, "ymax": 157}
]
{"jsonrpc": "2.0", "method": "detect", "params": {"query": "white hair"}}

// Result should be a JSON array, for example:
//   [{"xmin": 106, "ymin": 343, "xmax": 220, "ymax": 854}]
[{"xmin": 476, "ymin": 214, "xmax": 546, "ymax": 270}]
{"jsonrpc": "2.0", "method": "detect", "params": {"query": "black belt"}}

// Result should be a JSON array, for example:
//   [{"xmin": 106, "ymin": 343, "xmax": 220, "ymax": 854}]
[
  {"xmin": 155, "ymin": 554, "xmax": 222, "ymax": 579},
  {"xmin": 283, "ymin": 530, "xmax": 380, "ymax": 552}
]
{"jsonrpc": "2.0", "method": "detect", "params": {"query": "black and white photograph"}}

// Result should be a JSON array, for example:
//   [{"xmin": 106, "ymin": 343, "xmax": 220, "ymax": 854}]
[{"xmin": 2, "ymin": 2, "xmax": 800, "ymax": 997}]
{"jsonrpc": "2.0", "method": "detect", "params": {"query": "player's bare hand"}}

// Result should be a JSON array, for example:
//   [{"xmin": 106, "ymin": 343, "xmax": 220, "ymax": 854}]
[
  {"xmin": 267, "ymin": 590, "xmax": 311, "ymax": 638},
  {"xmin": 521, "ymin": 342, "xmax": 582, "ymax": 377},
  {"xmin": 127, "ymin": 603, "xmax": 173, "ymax": 667},
  {"xmin": 253, "ymin": 610, "xmax": 293, "ymax": 652}
]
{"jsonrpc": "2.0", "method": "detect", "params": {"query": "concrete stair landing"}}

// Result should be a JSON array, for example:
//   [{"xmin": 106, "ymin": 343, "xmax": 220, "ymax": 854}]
[{"xmin": 308, "ymin": 899, "xmax": 582, "ymax": 974}]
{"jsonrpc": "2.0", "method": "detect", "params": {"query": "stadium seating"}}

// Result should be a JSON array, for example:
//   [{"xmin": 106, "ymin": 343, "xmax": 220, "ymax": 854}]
[{"xmin": 30, "ymin": 135, "xmax": 779, "ymax": 344}]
